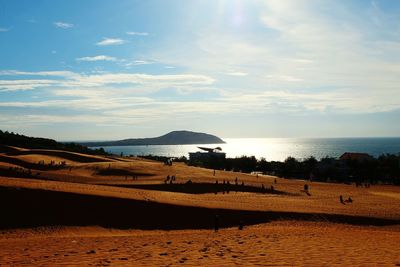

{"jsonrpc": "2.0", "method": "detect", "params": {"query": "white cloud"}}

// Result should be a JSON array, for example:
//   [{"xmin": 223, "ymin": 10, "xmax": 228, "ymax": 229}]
[
  {"xmin": 76, "ymin": 55, "xmax": 117, "ymax": 62},
  {"xmin": 0, "ymin": 79, "xmax": 59, "ymax": 91},
  {"xmin": 0, "ymin": 70, "xmax": 215, "ymax": 91},
  {"xmin": 265, "ymin": 74, "xmax": 303, "ymax": 82},
  {"xmin": 96, "ymin": 38, "xmax": 125, "ymax": 46},
  {"xmin": 125, "ymin": 60, "xmax": 153, "ymax": 66},
  {"xmin": 126, "ymin": 31, "xmax": 149, "ymax": 36},
  {"xmin": 0, "ymin": 27, "xmax": 9, "ymax": 32},
  {"xmin": 54, "ymin": 21, "xmax": 74, "ymax": 29},
  {"xmin": 225, "ymin": 72, "xmax": 248, "ymax": 77}
]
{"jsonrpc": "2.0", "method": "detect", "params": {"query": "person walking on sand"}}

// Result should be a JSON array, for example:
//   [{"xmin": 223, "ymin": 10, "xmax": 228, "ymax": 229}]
[
  {"xmin": 340, "ymin": 195, "xmax": 345, "ymax": 204},
  {"xmin": 238, "ymin": 220, "xmax": 244, "ymax": 230},
  {"xmin": 214, "ymin": 215, "xmax": 219, "ymax": 232}
]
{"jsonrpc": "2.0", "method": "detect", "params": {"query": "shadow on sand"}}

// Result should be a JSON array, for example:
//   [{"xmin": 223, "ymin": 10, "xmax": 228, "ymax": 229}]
[
  {"xmin": 0, "ymin": 186, "xmax": 399, "ymax": 230},
  {"xmin": 104, "ymin": 182, "xmax": 292, "ymax": 195}
]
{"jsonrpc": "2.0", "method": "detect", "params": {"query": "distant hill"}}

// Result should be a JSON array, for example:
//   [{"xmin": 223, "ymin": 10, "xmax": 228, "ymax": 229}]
[
  {"xmin": 79, "ymin": 131, "xmax": 226, "ymax": 147},
  {"xmin": 0, "ymin": 130, "xmax": 108, "ymax": 155}
]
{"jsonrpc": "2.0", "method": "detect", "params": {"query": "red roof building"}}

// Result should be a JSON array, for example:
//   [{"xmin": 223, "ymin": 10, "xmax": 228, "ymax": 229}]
[{"xmin": 339, "ymin": 152, "xmax": 373, "ymax": 161}]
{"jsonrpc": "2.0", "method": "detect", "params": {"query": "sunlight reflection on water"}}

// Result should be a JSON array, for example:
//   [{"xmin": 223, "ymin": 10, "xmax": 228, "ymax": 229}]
[{"xmin": 93, "ymin": 138, "xmax": 400, "ymax": 161}]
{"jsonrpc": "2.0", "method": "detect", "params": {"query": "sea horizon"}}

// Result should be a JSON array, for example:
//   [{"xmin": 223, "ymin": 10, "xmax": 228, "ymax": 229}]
[{"xmin": 89, "ymin": 137, "xmax": 400, "ymax": 162}]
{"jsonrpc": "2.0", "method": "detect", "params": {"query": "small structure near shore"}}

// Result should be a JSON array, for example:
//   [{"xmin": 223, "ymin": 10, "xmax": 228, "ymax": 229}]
[
  {"xmin": 339, "ymin": 152, "xmax": 373, "ymax": 161},
  {"xmin": 189, "ymin": 147, "xmax": 226, "ymax": 166}
]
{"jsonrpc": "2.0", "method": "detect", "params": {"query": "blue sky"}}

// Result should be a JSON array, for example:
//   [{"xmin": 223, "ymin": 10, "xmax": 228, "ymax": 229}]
[{"xmin": 0, "ymin": 0, "xmax": 400, "ymax": 140}]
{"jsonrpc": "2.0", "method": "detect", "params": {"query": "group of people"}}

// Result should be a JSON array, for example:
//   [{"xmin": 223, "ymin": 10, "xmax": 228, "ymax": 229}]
[
  {"xmin": 164, "ymin": 159, "xmax": 173, "ymax": 166},
  {"xmin": 339, "ymin": 195, "xmax": 353, "ymax": 204},
  {"xmin": 164, "ymin": 175, "xmax": 176, "ymax": 184},
  {"xmin": 125, "ymin": 175, "xmax": 138, "ymax": 180},
  {"xmin": 261, "ymin": 184, "xmax": 275, "ymax": 193},
  {"xmin": 356, "ymin": 182, "xmax": 371, "ymax": 188},
  {"xmin": 214, "ymin": 178, "xmax": 246, "ymax": 194}
]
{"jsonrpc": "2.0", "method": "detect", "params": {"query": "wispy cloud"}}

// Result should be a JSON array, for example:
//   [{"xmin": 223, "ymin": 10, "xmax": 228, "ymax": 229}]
[
  {"xmin": 96, "ymin": 38, "xmax": 125, "ymax": 46},
  {"xmin": 76, "ymin": 55, "xmax": 117, "ymax": 62},
  {"xmin": 53, "ymin": 21, "xmax": 74, "ymax": 29},
  {"xmin": 0, "ymin": 70, "xmax": 215, "ymax": 91},
  {"xmin": 125, "ymin": 60, "xmax": 153, "ymax": 67},
  {"xmin": 265, "ymin": 74, "xmax": 303, "ymax": 82},
  {"xmin": 225, "ymin": 71, "xmax": 248, "ymax": 77},
  {"xmin": 0, "ymin": 27, "xmax": 9, "ymax": 32},
  {"xmin": 126, "ymin": 31, "xmax": 149, "ymax": 36}
]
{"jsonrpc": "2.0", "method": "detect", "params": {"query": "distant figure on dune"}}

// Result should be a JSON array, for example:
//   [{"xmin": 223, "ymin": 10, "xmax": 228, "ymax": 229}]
[
  {"xmin": 304, "ymin": 184, "xmax": 311, "ymax": 196},
  {"xmin": 340, "ymin": 195, "xmax": 345, "ymax": 204},
  {"xmin": 304, "ymin": 184, "xmax": 309, "ymax": 191},
  {"xmin": 222, "ymin": 180, "xmax": 226, "ymax": 194},
  {"xmin": 274, "ymin": 178, "xmax": 277, "ymax": 184},
  {"xmin": 214, "ymin": 215, "xmax": 219, "ymax": 232},
  {"xmin": 235, "ymin": 177, "xmax": 238, "ymax": 185},
  {"xmin": 261, "ymin": 184, "xmax": 265, "ymax": 193},
  {"xmin": 348, "ymin": 196, "xmax": 353, "ymax": 203},
  {"xmin": 238, "ymin": 220, "xmax": 244, "ymax": 230}
]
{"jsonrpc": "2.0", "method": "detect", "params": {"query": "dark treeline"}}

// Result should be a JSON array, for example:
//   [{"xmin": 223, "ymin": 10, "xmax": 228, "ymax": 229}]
[
  {"xmin": 138, "ymin": 154, "xmax": 188, "ymax": 163},
  {"xmin": 189, "ymin": 155, "xmax": 400, "ymax": 185},
  {"xmin": 0, "ymin": 130, "xmax": 108, "ymax": 156}
]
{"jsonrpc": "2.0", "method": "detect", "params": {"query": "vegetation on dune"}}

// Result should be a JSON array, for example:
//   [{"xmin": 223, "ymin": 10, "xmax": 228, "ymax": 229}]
[
  {"xmin": 189, "ymin": 155, "xmax": 400, "ymax": 185},
  {"xmin": 0, "ymin": 130, "xmax": 108, "ymax": 156}
]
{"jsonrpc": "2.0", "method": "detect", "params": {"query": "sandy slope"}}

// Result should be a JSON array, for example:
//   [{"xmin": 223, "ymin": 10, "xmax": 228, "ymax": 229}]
[
  {"xmin": 1, "ymin": 222, "xmax": 399, "ymax": 266},
  {"xmin": 0, "ymin": 146, "xmax": 400, "ymax": 266}
]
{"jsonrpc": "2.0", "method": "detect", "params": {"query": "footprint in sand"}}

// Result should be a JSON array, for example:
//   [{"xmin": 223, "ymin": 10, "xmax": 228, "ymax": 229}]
[
  {"xmin": 159, "ymin": 252, "xmax": 168, "ymax": 256},
  {"xmin": 199, "ymin": 247, "xmax": 208, "ymax": 253},
  {"xmin": 166, "ymin": 241, "xmax": 172, "ymax": 245},
  {"xmin": 179, "ymin": 257, "xmax": 188, "ymax": 263},
  {"xmin": 86, "ymin": 250, "xmax": 96, "ymax": 254}
]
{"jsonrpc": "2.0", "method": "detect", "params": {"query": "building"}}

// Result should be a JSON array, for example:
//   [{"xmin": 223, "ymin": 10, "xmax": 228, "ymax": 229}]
[
  {"xmin": 339, "ymin": 152, "xmax": 373, "ymax": 161},
  {"xmin": 189, "ymin": 146, "xmax": 226, "ymax": 166}
]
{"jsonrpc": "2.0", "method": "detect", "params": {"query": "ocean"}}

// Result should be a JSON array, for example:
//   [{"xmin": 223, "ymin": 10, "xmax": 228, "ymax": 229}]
[{"xmin": 91, "ymin": 137, "xmax": 400, "ymax": 162}]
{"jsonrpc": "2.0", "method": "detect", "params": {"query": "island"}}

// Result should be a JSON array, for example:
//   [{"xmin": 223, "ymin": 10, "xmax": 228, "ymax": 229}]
[{"xmin": 79, "ymin": 130, "xmax": 226, "ymax": 147}]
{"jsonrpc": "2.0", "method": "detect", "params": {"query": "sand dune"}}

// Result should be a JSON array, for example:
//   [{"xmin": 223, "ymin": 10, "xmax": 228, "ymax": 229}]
[
  {"xmin": 0, "ymin": 146, "xmax": 399, "ymax": 265},
  {"xmin": 1, "ymin": 222, "xmax": 399, "ymax": 266}
]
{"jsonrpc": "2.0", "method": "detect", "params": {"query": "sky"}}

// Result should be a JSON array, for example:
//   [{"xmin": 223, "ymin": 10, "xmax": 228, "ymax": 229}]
[{"xmin": 0, "ymin": 0, "xmax": 400, "ymax": 140}]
